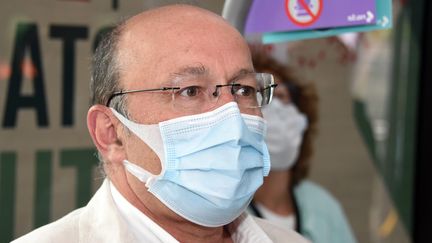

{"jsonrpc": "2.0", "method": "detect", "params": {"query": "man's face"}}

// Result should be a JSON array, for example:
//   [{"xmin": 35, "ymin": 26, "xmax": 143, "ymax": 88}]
[
  {"xmin": 115, "ymin": 10, "xmax": 257, "ymax": 176},
  {"xmin": 118, "ymin": 27, "xmax": 258, "ymax": 123},
  {"xmin": 84, "ymin": 6, "xmax": 270, "ymax": 227}
]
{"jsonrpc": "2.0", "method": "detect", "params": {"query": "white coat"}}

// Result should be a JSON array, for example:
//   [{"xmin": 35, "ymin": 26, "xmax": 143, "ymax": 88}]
[{"xmin": 13, "ymin": 180, "xmax": 308, "ymax": 243}]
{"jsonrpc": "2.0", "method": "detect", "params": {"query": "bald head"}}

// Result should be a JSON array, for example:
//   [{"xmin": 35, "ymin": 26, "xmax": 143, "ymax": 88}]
[
  {"xmin": 91, "ymin": 4, "xmax": 253, "ymax": 118},
  {"xmin": 125, "ymin": 4, "xmax": 230, "ymax": 32},
  {"xmin": 123, "ymin": 4, "xmax": 243, "ymax": 44},
  {"xmin": 117, "ymin": 4, "xmax": 250, "ymax": 84}
]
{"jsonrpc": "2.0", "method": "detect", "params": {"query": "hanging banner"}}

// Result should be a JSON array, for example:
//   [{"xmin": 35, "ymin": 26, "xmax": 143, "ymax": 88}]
[
  {"xmin": 239, "ymin": 0, "xmax": 392, "ymax": 43},
  {"xmin": 246, "ymin": 0, "xmax": 377, "ymax": 34}
]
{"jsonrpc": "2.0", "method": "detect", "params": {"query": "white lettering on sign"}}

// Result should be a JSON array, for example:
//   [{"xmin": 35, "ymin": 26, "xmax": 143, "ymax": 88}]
[{"xmin": 347, "ymin": 11, "xmax": 375, "ymax": 23}]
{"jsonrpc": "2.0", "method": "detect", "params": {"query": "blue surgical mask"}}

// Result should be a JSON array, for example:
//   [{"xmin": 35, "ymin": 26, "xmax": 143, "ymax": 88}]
[{"xmin": 111, "ymin": 102, "xmax": 270, "ymax": 227}]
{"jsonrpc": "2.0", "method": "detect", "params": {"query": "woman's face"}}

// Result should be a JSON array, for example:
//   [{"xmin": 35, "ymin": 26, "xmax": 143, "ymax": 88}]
[{"xmin": 272, "ymin": 73, "xmax": 291, "ymax": 104}]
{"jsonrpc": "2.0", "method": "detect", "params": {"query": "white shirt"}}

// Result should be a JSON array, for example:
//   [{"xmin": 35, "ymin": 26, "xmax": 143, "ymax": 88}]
[
  {"xmin": 110, "ymin": 182, "xmax": 277, "ymax": 243},
  {"xmin": 13, "ymin": 179, "xmax": 307, "ymax": 243},
  {"xmin": 110, "ymin": 182, "xmax": 179, "ymax": 242},
  {"xmin": 254, "ymin": 202, "xmax": 296, "ymax": 230}
]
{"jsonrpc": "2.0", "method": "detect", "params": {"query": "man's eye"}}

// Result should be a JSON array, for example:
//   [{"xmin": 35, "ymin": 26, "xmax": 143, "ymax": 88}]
[
  {"xmin": 234, "ymin": 85, "xmax": 256, "ymax": 97},
  {"xmin": 178, "ymin": 86, "xmax": 201, "ymax": 97}
]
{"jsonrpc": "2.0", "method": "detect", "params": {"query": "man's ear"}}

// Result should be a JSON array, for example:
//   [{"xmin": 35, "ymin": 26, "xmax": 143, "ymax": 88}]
[{"xmin": 87, "ymin": 105, "xmax": 126, "ymax": 164}]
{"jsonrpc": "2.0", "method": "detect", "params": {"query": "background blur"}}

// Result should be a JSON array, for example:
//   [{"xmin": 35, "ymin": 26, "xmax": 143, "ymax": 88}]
[{"xmin": 1, "ymin": 1, "xmax": 430, "ymax": 242}]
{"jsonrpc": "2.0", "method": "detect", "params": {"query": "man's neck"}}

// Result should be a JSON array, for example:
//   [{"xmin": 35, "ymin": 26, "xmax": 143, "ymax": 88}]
[
  {"xmin": 157, "ymin": 220, "xmax": 233, "ymax": 243},
  {"xmin": 109, "ymin": 167, "xmax": 234, "ymax": 243}
]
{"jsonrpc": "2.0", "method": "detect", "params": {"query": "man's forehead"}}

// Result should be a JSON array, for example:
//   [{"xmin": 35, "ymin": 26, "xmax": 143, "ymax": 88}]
[
  {"xmin": 123, "ymin": 5, "xmax": 227, "ymax": 35},
  {"xmin": 116, "ymin": 5, "xmax": 252, "ymax": 88},
  {"xmin": 117, "ymin": 6, "xmax": 244, "ymax": 63},
  {"xmin": 165, "ymin": 64, "xmax": 255, "ymax": 85},
  {"xmin": 170, "ymin": 65, "xmax": 208, "ymax": 79}
]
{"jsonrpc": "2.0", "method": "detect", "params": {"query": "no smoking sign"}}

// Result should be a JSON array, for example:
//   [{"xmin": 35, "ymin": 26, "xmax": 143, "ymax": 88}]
[{"xmin": 285, "ymin": 0, "xmax": 323, "ymax": 27}]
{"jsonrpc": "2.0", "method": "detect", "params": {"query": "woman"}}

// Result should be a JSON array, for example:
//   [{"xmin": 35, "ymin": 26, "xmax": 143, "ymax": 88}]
[{"xmin": 249, "ymin": 47, "xmax": 357, "ymax": 243}]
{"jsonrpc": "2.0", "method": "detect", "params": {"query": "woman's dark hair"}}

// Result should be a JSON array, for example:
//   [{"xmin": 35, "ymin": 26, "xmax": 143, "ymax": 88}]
[{"xmin": 251, "ymin": 45, "xmax": 319, "ymax": 185}]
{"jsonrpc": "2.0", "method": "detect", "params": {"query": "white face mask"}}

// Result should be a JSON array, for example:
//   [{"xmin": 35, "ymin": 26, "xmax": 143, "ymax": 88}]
[{"xmin": 262, "ymin": 98, "xmax": 308, "ymax": 171}]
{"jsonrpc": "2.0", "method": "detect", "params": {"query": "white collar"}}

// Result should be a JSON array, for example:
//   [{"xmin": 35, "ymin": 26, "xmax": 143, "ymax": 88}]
[
  {"xmin": 254, "ymin": 202, "xmax": 296, "ymax": 230},
  {"xmin": 110, "ymin": 182, "xmax": 272, "ymax": 243},
  {"xmin": 228, "ymin": 213, "xmax": 273, "ymax": 242},
  {"xmin": 110, "ymin": 182, "xmax": 179, "ymax": 243}
]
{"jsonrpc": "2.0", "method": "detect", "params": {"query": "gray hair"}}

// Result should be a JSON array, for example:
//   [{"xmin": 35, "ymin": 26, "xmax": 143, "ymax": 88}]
[
  {"xmin": 90, "ymin": 21, "xmax": 129, "ymax": 174},
  {"xmin": 90, "ymin": 20, "xmax": 128, "ymax": 116}
]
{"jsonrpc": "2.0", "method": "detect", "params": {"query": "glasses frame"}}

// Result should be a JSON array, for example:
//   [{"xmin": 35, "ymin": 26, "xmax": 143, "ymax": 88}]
[
  {"xmin": 106, "ymin": 87, "xmax": 179, "ymax": 107},
  {"xmin": 105, "ymin": 73, "xmax": 278, "ymax": 108}
]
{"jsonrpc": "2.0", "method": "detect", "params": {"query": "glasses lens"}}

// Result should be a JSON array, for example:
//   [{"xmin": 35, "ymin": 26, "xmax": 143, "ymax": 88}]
[
  {"xmin": 171, "ymin": 73, "xmax": 276, "ymax": 112},
  {"xmin": 234, "ymin": 73, "xmax": 275, "ymax": 108},
  {"xmin": 172, "ymin": 85, "xmax": 208, "ymax": 111},
  {"xmin": 261, "ymin": 73, "xmax": 276, "ymax": 106}
]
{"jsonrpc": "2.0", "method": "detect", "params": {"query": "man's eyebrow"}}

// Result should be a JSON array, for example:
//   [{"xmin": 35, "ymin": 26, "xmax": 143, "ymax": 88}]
[
  {"xmin": 164, "ymin": 66, "xmax": 254, "ymax": 85},
  {"xmin": 167, "ymin": 64, "xmax": 209, "ymax": 84},
  {"xmin": 228, "ymin": 68, "xmax": 255, "ymax": 82}
]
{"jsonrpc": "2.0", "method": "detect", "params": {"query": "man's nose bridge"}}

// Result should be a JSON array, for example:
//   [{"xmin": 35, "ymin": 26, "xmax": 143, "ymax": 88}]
[{"xmin": 212, "ymin": 85, "xmax": 236, "ymax": 103}]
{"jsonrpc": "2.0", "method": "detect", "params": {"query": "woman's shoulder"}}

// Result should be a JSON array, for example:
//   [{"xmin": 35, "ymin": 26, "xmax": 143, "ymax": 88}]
[
  {"xmin": 293, "ymin": 180, "xmax": 357, "ymax": 243},
  {"xmin": 293, "ymin": 180, "xmax": 347, "ymax": 226},
  {"xmin": 294, "ymin": 180, "xmax": 341, "ymax": 205}
]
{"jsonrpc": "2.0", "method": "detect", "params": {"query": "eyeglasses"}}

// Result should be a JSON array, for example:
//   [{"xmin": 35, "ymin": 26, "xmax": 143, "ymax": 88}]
[{"xmin": 106, "ymin": 72, "xmax": 277, "ymax": 112}]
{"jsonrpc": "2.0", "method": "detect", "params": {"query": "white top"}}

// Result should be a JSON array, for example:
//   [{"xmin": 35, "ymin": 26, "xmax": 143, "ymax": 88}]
[
  {"xmin": 110, "ymin": 182, "xmax": 179, "ymax": 242},
  {"xmin": 255, "ymin": 202, "xmax": 296, "ymax": 230},
  {"xmin": 13, "ymin": 179, "xmax": 307, "ymax": 243},
  {"xmin": 110, "ymin": 182, "xmax": 279, "ymax": 243}
]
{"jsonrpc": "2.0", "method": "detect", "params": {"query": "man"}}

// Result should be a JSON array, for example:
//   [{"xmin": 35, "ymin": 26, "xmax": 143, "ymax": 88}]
[{"xmin": 13, "ymin": 4, "xmax": 307, "ymax": 243}]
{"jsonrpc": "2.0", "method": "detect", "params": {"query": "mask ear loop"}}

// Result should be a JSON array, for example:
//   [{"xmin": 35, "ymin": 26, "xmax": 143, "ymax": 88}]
[
  {"xmin": 110, "ymin": 108, "xmax": 166, "ymax": 186},
  {"xmin": 110, "ymin": 108, "xmax": 166, "ymax": 164},
  {"xmin": 123, "ymin": 160, "xmax": 158, "ymax": 187}
]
